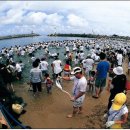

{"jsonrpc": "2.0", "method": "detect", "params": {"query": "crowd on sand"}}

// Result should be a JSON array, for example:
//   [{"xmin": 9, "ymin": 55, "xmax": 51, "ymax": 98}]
[{"xmin": 0, "ymin": 38, "xmax": 130, "ymax": 128}]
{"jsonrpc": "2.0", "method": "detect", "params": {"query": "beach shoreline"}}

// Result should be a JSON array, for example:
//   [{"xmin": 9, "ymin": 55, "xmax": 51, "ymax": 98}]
[{"xmin": 14, "ymin": 58, "xmax": 130, "ymax": 129}]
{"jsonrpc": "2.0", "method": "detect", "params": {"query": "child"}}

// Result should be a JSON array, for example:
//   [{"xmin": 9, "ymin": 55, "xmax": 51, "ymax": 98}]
[
  {"xmin": 44, "ymin": 73, "xmax": 53, "ymax": 94},
  {"xmin": 105, "ymin": 93, "xmax": 128, "ymax": 129},
  {"xmin": 63, "ymin": 60, "xmax": 71, "ymax": 77},
  {"xmin": 88, "ymin": 71, "xmax": 95, "ymax": 92},
  {"xmin": 73, "ymin": 56, "xmax": 79, "ymax": 66}
]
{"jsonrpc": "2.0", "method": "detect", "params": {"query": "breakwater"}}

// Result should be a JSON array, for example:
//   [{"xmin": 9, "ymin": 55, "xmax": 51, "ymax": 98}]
[{"xmin": 0, "ymin": 33, "xmax": 40, "ymax": 40}]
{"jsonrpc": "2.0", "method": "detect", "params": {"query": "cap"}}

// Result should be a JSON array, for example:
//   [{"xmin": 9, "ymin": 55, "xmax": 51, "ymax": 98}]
[
  {"xmin": 113, "ymin": 66, "xmax": 123, "ymax": 75},
  {"xmin": 71, "ymin": 67, "xmax": 82, "ymax": 75},
  {"xmin": 112, "ymin": 93, "xmax": 126, "ymax": 110}
]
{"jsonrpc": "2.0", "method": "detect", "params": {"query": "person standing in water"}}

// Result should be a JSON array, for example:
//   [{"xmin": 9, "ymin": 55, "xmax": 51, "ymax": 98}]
[
  {"xmin": 62, "ymin": 67, "xmax": 88, "ymax": 118},
  {"xmin": 93, "ymin": 52, "xmax": 110, "ymax": 98},
  {"xmin": 30, "ymin": 61, "xmax": 43, "ymax": 96}
]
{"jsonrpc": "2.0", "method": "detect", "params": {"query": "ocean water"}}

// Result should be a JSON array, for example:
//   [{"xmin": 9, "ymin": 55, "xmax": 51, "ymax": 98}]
[
  {"xmin": 0, "ymin": 35, "xmax": 90, "ymax": 50},
  {"xmin": 0, "ymin": 35, "xmax": 90, "ymax": 83},
  {"xmin": 15, "ymin": 45, "xmax": 89, "ymax": 83}
]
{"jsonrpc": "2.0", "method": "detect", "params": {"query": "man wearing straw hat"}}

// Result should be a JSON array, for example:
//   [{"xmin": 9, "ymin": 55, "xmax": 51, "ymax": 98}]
[
  {"xmin": 62, "ymin": 67, "xmax": 88, "ymax": 118},
  {"xmin": 105, "ymin": 93, "xmax": 128, "ymax": 129}
]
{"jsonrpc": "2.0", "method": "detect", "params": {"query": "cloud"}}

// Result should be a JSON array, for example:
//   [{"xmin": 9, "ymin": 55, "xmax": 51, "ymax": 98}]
[
  {"xmin": 23, "ymin": 12, "xmax": 47, "ymax": 25},
  {"xmin": 0, "ymin": 8, "xmax": 25, "ymax": 25},
  {"xmin": 0, "ymin": 1, "xmax": 130, "ymax": 36},
  {"xmin": 45, "ymin": 13, "xmax": 64, "ymax": 26},
  {"xmin": 67, "ymin": 14, "xmax": 88, "ymax": 28}
]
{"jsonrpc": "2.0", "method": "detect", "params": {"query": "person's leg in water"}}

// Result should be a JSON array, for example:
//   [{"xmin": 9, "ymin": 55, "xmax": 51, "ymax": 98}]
[
  {"xmin": 47, "ymin": 86, "xmax": 52, "ymax": 94},
  {"xmin": 47, "ymin": 87, "xmax": 49, "ymax": 94},
  {"xmin": 98, "ymin": 87, "xmax": 104, "ymax": 96},
  {"xmin": 94, "ymin": 85, "xmax": 105, "ymax": 98},
  {"xmin": 94, "ymin": 86, "xmax": 100, "ymax": 98},
  {"xmin": 77, "ymin": 106, "xmax": 83, "ymax": 114},
  {"xmin": 92, "ymin": 78, "xmax": 100, "ymax": 98},
  {"xmin": 93, "ymin": 78, "xmax": 106, "ymax": 98},
  {"xmin": 89, "ymin": 83, "xmax": 94, "ymax": 93},
  {"xmin": 32, "ymin": 83, "xmax": 37, "ymax": 96},
  {"xmin": 67, "ymin": 107, "xmax": 78, "ymax": 118},
  {"xmin": 98, "ymin": 79, "xmax": 106, "ymax": 96}
]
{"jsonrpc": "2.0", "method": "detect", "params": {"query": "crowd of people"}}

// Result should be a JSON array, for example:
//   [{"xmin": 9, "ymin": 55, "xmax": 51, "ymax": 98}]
[{"xmin": 0, "ymin": 37, "xmax": 130, "ymax": 128}]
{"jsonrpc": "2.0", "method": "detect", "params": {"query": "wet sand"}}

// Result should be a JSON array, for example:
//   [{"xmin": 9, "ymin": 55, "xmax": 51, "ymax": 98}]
[{"xmin": 13, "ymin": 58, "xmax": 130, "ymax": 128}]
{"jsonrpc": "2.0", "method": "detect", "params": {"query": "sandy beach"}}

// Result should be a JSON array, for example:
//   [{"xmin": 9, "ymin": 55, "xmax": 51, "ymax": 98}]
[{"xmin": 12, "ymin": 58, "xmax": 130, "ymax": 129}]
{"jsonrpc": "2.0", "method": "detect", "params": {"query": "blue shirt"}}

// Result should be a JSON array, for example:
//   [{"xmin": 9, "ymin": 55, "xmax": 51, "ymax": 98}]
[{"xmin": 96, "ymin": 61, "xmax": 110, "ymax": 79}]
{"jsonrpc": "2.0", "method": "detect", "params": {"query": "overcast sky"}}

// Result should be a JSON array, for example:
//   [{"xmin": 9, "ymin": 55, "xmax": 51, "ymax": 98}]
[{"xmin": 0, "ymin": 1, "xmax": 130, "ymax": 36}]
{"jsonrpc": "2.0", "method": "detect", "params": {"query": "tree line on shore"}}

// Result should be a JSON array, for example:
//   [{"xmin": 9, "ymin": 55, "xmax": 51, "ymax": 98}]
[{"xmin": 48, "ymin": 33, "xmax": 130, "ymax": 41}]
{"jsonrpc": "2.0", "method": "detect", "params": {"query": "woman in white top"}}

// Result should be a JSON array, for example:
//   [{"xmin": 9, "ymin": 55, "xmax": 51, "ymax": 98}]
[
  {"xmin": 52, "ymin": 56, "xmax": 62, "ymax": 78},
  {"xmin": 39, "ymin": 57, "xmax": 49, "ymax": 75}
]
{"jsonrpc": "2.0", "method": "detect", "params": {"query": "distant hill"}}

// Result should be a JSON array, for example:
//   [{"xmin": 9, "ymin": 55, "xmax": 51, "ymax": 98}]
[{"xmin": 0, "ymin": 33, "xmax": 40, "ymax": 40}]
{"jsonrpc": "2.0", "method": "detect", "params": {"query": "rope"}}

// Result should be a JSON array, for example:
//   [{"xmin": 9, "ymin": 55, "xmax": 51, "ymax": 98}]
[{"xmin": 0, "ymin": 102, "xmax": 26, "ymax": 129}]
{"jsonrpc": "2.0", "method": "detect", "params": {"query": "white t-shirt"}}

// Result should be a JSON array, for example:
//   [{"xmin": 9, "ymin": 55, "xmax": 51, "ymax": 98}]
[
  {"xmin": 80, "ymin": 46, "xmax": 84, "ymax": 51},
  {"xmin": 95, "ymin": 55, "xmax": 100, "ymax": 62},
  {"xmin": 117, "ymin": 54, "xmax": 123, "ymax": 66},
  {"xmin": 73, "ymin": 45, "xmax": 77, "ymax": 51},
  {"xmin": 28, "ymin": 48, "xmax": 32, "ymax": 54},
  {"xmin": 9, "ymin": 49, "xmax": 13, "ymax": 56},
  {"xmin": 79, "ymin": 52, "xmax": 85, "ymax": 60},
  {"xmin": 16, "ymin": 63, "xmax": 22, "ymax": 72},
  {"xmin": 91, "ymin": 52, "xmax": 96, "ymax": 60},
  {"xmin": 82, "ymin": 59, "xmax": 87, "ymax": 69},
  {"xmin": 40, "ymin": 61, "xmax": 49, "ymax": 71},
  {"xmin": 85, "ymin": 58, "xmax": 94, "ymax": 71},
  {"xmin": 70, "ymin": 76, "xmax": 88, "ymax": 101},
  {"xmin": 53, "ymin": 60, "xmax": 62, "ymax": 74},
  {"xmin": 21, "ymin": 50, "xmax": 25, "ymax": 56},
  {"xmin": 74, "ymin": 58, "xmax": 79, "ymax": 65},
  {"xmin": 66, "ymin": 46, "xmax": 69, "ymax": 52}
]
